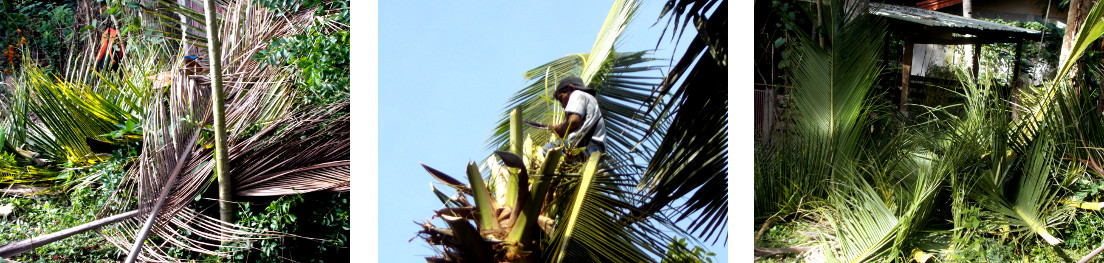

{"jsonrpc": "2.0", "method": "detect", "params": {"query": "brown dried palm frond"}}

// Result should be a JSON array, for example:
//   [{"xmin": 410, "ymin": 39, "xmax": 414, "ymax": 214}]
[
  {"xmin": 92, "ymin": 1, "xmax": 349, "ymax": 261},
  {"xmin": 229, "ymin": 102, "xmax": 350, "ymax": 196}
]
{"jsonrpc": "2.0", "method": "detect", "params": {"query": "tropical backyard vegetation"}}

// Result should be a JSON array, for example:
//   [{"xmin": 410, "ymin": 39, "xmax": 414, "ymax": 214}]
[
  {"xmin": 755, "ymin": 0, "xmax": 1104, "ymax": 262},
  {"xmin": 0, "ymin": 0, "xmax": 349, "ymax": 262},
  {"xmin": 412, "ymin": 0, "xmax": 727, "ymax": 262}
]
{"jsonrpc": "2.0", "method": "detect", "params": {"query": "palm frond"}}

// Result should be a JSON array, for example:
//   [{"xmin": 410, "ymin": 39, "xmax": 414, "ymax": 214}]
[
  {"xmin": 545, "ymin": 153, "xmax": 670, "ymax": 263},
  {"xmin": 1014, "ymin": 0, "xmax": 1104, "ymax": 147},
  {"xmin": 488, "ymin": 0, "xmax": 663, "ymax": 177},
  {"xmin": 635, "ymin": 0, "xmax": 728, "ymax": 244},
  {"xmin": 92, "ymin": 1, "xmax": 349, "ymax": 259},
  {"xmin": 755, "ymin": 0, "xmax": 884, "ymax": 222},
  {"xmin": 6, "ymin": 53, "xmax": 156, "ymax": 165},
  {"xmin": 970, "ymin": 134, "xmax": 1064, "ymax": 245}
]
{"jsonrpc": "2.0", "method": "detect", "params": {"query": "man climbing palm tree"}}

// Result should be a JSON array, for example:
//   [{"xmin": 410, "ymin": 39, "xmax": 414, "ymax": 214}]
[{"xmin": 548, "ymin": 75, "xmax": 606, "ymax": 154}]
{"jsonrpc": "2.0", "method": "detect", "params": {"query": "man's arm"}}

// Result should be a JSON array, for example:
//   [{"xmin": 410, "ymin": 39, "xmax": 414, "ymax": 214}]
[{"xmin": 552, "ymin": 113, "xmax": 584, "ymax": 138}]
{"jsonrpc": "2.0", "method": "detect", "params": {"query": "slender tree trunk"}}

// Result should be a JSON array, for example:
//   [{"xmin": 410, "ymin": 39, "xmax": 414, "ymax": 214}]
[
  {"xmin": 203, "ymin": 0, "xmax": 234, "ymax": 225},
  {"xmin": 963, "ymin": 0, "xmax": 974, "ymax": 74}
]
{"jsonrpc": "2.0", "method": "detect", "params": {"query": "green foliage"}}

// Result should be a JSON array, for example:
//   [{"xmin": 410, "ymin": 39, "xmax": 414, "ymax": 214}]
[
  {"xmin": 0, "ymin": 149, "xmax": 133, "ymax": 262},
  {"xmin": 754, "ymin": 2, "xmax": 1104, "ymax": 262},
  {"xmin": 975, "ymin": 18, "xmax": 1064, "ymax": 85},
  {"xmin": 226, "ymin": 192, "xmax": 350, "ymax": 262},
  {"xmin": 0, "ymin": 0, "xmax": 77, "ymax": 72},
  {"xmin": 99, "ymin": 119, "xmax": 141, "ymax": 140},
  {"xmin": 231, "ymin": 195, "xmax": 304, "ymax": 262},
  {"xmin": 661, "ymin": 238, "xmax": 715, "ymax": 263},
  {"xmin": 254, "ymin": 0, "xmax": 350, "ymax": 106}
]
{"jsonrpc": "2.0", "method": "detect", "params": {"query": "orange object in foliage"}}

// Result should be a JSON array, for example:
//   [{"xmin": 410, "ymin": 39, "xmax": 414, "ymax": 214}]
[{"xmin": 95, "ymin": 28, "xmax": 123, "ymax": 70}]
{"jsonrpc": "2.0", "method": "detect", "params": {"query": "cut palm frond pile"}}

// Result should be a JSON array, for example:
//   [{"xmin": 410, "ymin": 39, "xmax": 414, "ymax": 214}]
[{"xmin": 81, "ymin": 0, "xmax": 350, "ymax": 260}]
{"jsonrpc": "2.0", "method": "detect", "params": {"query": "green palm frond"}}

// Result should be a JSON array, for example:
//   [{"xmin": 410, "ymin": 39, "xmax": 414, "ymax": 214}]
[
  {"xmin": 8, "ymin": 56, "xmax": 149, "ymax": 164},
  {"xmin": 545, "ymin": 153, "xmax": 670, "ymax": 263},
  {"xmin": 824, "ymin": 141, "xmax": 952, "ymax": 263},
  {"xmin": 824, "ymin": 172, "xmax": 902, "ymax": 263},
  {"xmin": 489, "ymin": 0, "xmax": 663, "ymax": 176},
  {"xmin": 970, "ymin": 134, "xmax": 1064, "ymax": 245},
  {"xmin": 635, "ymin": 0, "xmax": 727, "ymax": 244},
  {"xmin": 756, "ymin": 0, "xmax": 884, "ymax": 217},
  {"xmin": 1014, "ymin": 0, "xmax": 1104, "ymax": 148}
]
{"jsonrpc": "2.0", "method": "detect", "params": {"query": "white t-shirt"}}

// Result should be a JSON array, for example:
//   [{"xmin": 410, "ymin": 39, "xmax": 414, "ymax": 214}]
[{"xmin": 564, "ymin": 90, "xmax": 606, "ymax": 145}]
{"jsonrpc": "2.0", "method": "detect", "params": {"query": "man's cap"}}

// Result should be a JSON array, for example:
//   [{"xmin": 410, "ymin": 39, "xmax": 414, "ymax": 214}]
[{"xmin": 555, "ymin": 76, "xmax": 589, "ymax": 95}]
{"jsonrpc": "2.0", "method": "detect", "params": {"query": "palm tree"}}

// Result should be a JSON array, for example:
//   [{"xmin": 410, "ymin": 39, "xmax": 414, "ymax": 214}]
[
  {"xmin": 487, "ymin": 0, "xmax": 664, "ymax": 178},
  {"xmin": 418, "ymin": 1, "xmax": 701, "ymax": 262},
  {"xmin": 0, "ymin": 1, "xmax": 352, "ymax": 260},
  {"xmin": 97, "ymin": 1, "xmax": 350, "ymax": 261},
  {"xmin": 419, "ymin": 112, "xmax": 672, "ymax": 262},
  {"xmin": 485, "ymin": 0, "xmax": 730, "ymax": 248}
]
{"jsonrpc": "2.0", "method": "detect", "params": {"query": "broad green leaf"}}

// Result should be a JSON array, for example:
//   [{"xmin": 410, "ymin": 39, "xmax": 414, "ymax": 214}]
[{"xmin": 466, "ymin": 162, "xmax": 500, "ymax": 232}]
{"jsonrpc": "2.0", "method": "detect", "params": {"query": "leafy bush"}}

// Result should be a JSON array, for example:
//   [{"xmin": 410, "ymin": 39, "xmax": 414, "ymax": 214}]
[
  {"xmin": 0, "ymin": 148, "xmax": 133, "ymax": 262},
  {"xmin": 0, "ymin": 0, "xmax": 77, "ymax": 73},
  {"xmin": 254, "ymin": 0, "xmax": 350, "ymax": 106},
  {"xmin": 662, "ymin": 237, "xmax": 716, "ymax": 263},
  {"xmin": 226, "ymin": 192, "xmax": 350, "ymax": 262}
]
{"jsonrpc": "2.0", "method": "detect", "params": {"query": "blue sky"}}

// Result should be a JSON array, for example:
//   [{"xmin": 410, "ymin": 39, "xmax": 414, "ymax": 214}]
[{"xmin": 378, "ymin": 1, "xmax": 728, "ymax": 262}]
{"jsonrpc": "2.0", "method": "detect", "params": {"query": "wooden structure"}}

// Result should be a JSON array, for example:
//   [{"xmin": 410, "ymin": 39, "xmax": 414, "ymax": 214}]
[{"xmin": 870, "ymin": 3, "xmax": 1041, "ymax": 114}]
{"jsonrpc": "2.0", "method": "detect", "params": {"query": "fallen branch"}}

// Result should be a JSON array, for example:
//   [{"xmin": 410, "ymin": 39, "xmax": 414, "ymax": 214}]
[
  {"xmin": 755, "ymin": 217, "xmax": 779, "ymax": 244},
  {"xmin": 0, "ymin": 209, "xmax": 140, "ymax": 258},
  {"xmin": 754, "ymin": 246, "xmax": 816, "ymax": 257},
  {"xmin": 1078, "ymin": 239, "xmax": 1104, "ymax": 263}
]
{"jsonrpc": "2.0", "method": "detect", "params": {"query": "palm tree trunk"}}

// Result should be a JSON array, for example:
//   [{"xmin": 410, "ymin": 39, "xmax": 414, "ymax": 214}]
[
  {"xmin": 203, "ymin": 0, "xmax": 234, "ymax": 225},
  {"xmin": 1062, "ymin": 0, "xmax": 1091, "ymax": 91}
]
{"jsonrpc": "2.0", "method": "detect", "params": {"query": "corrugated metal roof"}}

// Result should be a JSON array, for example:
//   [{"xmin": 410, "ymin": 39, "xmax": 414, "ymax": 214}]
[{"xmin": 870, "ymin": 2, "xmax": 1041, "ymax": 36}]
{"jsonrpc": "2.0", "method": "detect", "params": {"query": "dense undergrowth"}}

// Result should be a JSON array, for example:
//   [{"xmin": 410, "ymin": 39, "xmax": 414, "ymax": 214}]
[
  {"xmin": 0, "ymin": 0, "xmax": 350, "ymax": 261},
  {"xmin": 755, "ymin": 0, "xmax": 1104, "ymax": 262}
]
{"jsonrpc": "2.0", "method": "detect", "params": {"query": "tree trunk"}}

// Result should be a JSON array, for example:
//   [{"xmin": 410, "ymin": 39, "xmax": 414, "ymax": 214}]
[
  {"xmin": 963, "ymin": 0, "xmax": 974, "ymax": 74},
  {"xmin": 203, "ymin": 0, "xmax": 235, "ymax": 226},
  {"xmin": 1061, "ymin": 0, "xmax": 1091, "ymax": 82}
]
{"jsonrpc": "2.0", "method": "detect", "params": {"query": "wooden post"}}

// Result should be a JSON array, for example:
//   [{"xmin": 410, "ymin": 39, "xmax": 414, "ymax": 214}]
[
  {"xmin": 764, "ymin": 88, "xmax": 776, "ymax": 142},
  {"xmin": 900, "ymin": 35, "xmax": 913, "ymax": 114}
]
